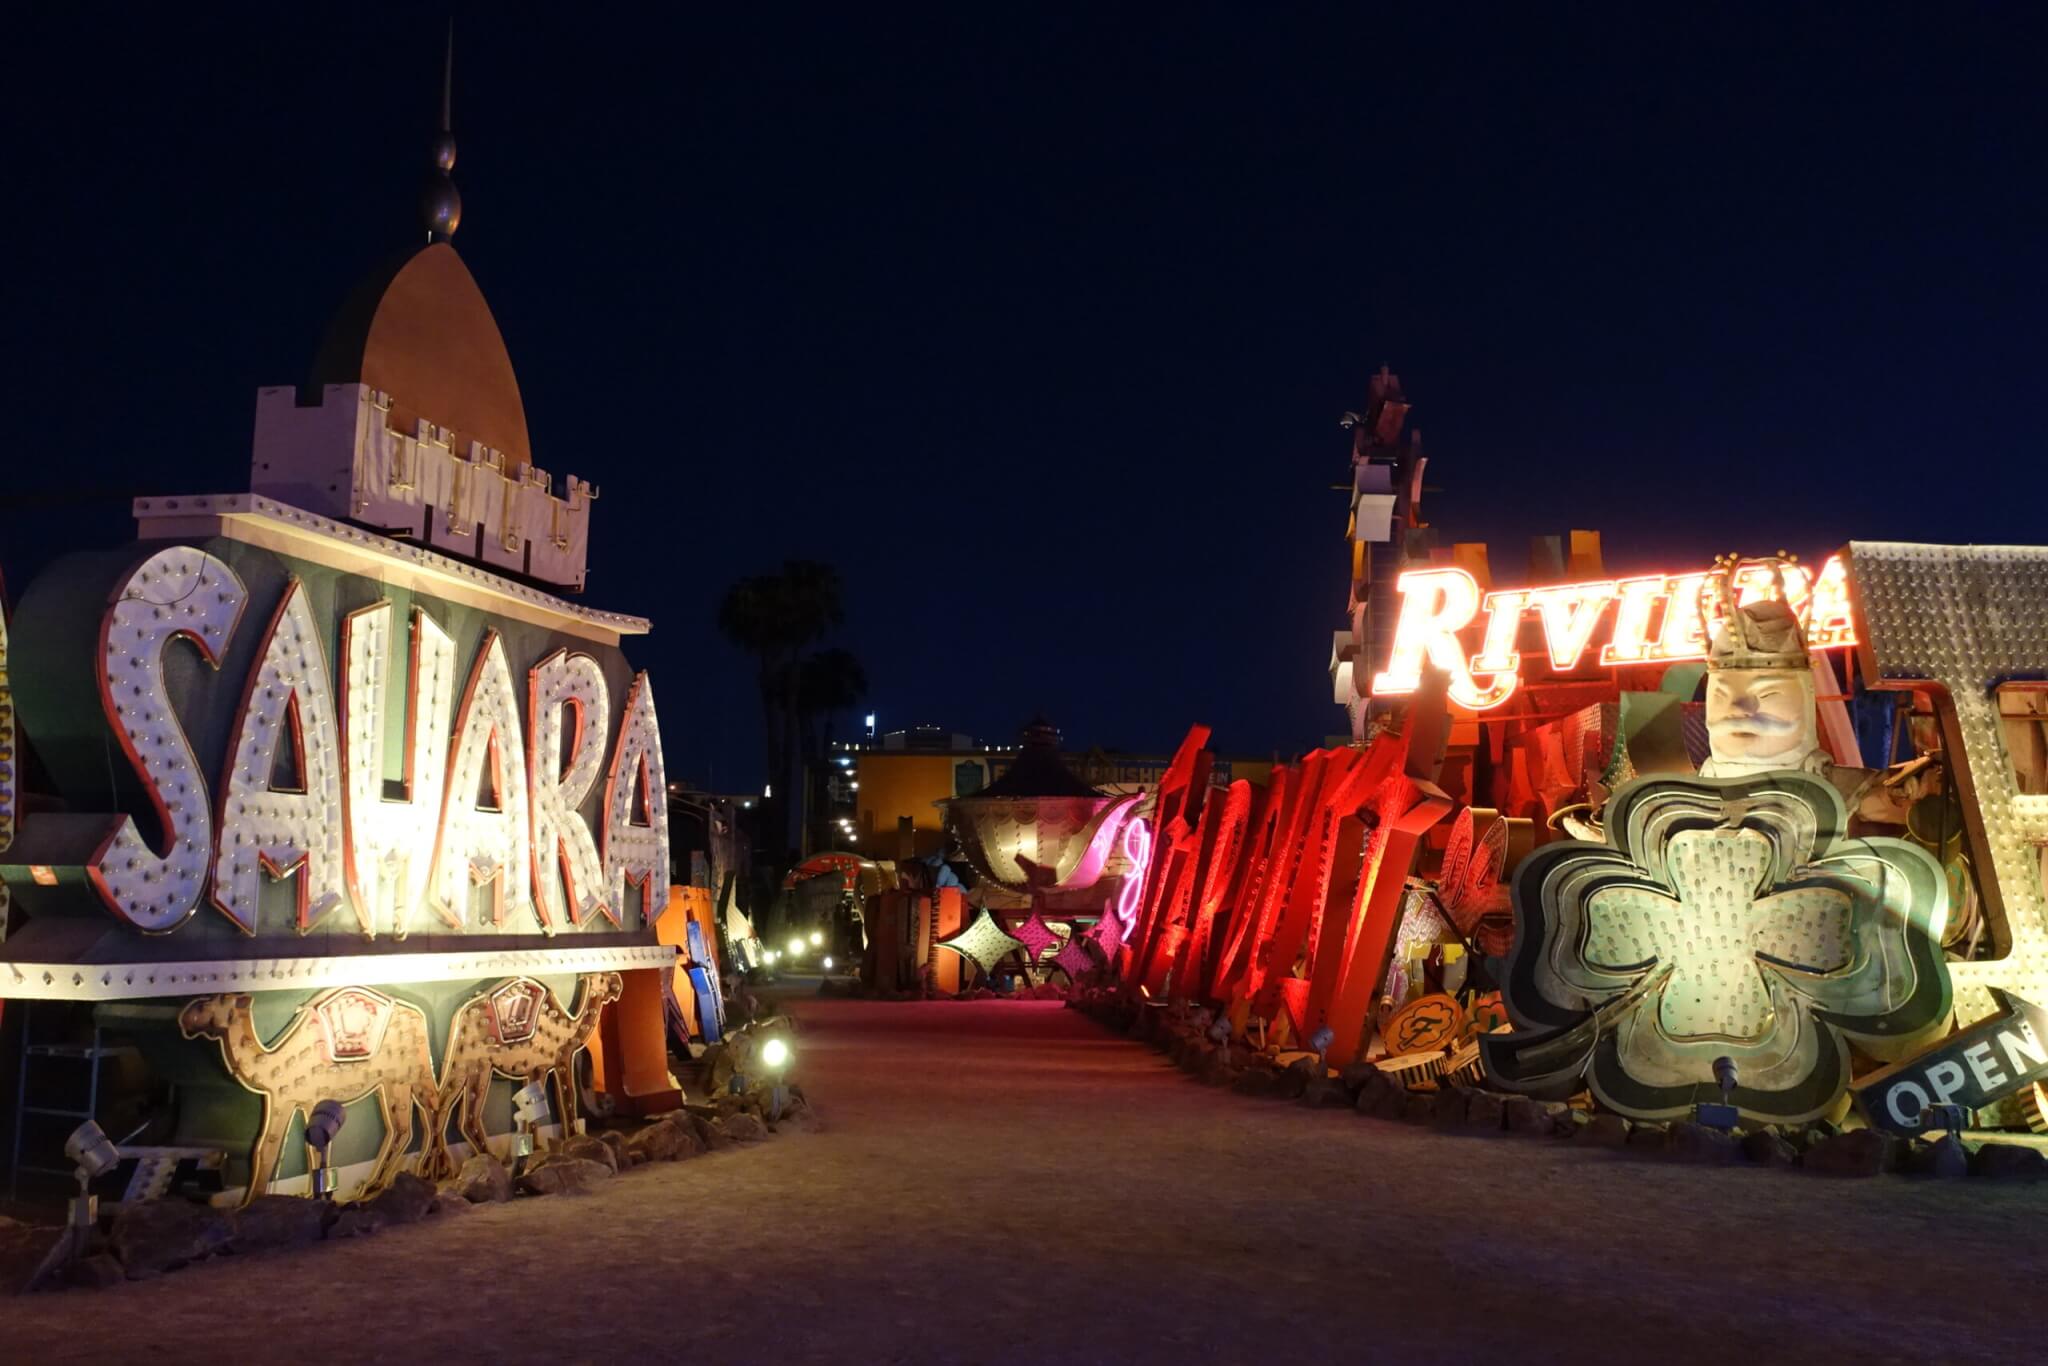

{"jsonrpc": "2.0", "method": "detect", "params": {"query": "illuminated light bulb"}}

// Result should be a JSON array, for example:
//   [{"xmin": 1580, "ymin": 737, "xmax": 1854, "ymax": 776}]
[
  {"xmin": 822, "ymin": 956, "xmax": 834, "ymax": 970},
  {"xmin": 760, "ymin": 1038, "xmax": 790, "ymax": 1069},
  {"xmin": 809, "ymin": 930, "xmax": 823, "ymax": 946},
  {"xmin": 788, "ymin": 937, "xmax": 805, "ymax": 957}
]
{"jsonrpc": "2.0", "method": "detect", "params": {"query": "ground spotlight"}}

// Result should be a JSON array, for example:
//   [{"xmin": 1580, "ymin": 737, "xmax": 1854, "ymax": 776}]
[
  {"xmin": 761, "ymin": 1037, "xmax": 791, "ymax": 1069},
  {"xmin": 822, "ymin": 955, "xmax": 834, "ymax": 971},
  {"xmin": 64, "ymin": 1120, "xmax": 120, "ymax": 1182},
  {"xmin": 788, "ymin": 936, "xmax": 805, "ymax": 957},
  {"xmin": 511, "ymin": 1077, "xmax": 550, "ymax": 1166},
  {"xmin": 809, "ymin": 930, "xmax": 823, "ymax": 946},
  {"xmin": 304, "ymin": 1098, "xmax": 348, "ymax": 1198},
  {"xmin": 30, "ymin": 1122, "xmax": 120, "ymax": 1289}
]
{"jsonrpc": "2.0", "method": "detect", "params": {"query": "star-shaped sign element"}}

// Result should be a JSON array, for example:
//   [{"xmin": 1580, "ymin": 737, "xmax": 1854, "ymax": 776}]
[
  {"xmin": 1051, "ymin": 931, "xmax": 1096, "ymax": 980},
  {"xmin": 937, "ymin": 908, "xmax": 1027, "ymax": 978},
  {"xmin": 1012, "ymin": 911, "xmax": 1063, "ymax": 963},
  {"xmin": 1082, "ymin": 913, "xmax": 1126, "ymax": 963}
]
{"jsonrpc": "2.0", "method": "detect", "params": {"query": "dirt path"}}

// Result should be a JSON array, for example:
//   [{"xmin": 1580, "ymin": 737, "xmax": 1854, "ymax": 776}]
[{"xmin": 8, "ymin": 996, "xmax": 2047, "ymax": 1363}]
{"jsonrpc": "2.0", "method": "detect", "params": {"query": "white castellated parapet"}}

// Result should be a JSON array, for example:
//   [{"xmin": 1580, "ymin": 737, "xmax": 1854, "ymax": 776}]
[{"xmin": 249, "ymin": 382, "xmax": 594, "ymax": 592}]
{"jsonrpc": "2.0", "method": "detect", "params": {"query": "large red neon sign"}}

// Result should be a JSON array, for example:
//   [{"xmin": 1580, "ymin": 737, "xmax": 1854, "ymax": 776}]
[{"xmin": 1370, "ymin": 554, "xmax": 1856, "ymax": 710}]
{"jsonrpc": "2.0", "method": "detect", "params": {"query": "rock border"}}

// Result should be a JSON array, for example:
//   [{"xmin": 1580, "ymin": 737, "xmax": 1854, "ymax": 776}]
[
  {"xmin": 20, "ymin": 1087, "xmax": 822, "ymax": 1294},
  {"xmin": 1070, "ymin": 991, "xmax": 2048, "ymax": 1185}
]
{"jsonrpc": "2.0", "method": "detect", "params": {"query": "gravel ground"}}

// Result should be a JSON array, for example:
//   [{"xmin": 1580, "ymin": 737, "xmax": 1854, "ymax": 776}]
[{"xmin": 8, "ymin": 994, "xmax": 2048, "ymax": 1364}]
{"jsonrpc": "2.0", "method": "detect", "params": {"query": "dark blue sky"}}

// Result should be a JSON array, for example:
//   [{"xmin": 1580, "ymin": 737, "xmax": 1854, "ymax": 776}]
[{"xmin": 6, "ymin": 5, "xmax": 2043, "ymax": 790}]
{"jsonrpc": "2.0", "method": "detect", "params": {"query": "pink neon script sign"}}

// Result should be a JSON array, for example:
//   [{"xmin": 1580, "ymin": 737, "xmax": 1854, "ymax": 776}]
[
  {"xmin": 1370, "ymin": 554, "xmax": 1856, "ymax": 710},
  {"xmin": 1114, "ymin": 817, "xmax": 1152, "ymax": 927}
]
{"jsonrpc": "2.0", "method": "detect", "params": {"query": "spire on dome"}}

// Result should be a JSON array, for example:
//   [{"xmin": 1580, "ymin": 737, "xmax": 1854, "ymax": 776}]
[{"xmin": 421, "ymin": 20, "xmax": 461, "ymax": 242}]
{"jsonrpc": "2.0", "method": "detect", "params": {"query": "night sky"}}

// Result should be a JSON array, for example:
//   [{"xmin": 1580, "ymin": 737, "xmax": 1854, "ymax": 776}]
[{"xmin": 6, "ymin": 6, "xmax": 2043, "ymax": 792}]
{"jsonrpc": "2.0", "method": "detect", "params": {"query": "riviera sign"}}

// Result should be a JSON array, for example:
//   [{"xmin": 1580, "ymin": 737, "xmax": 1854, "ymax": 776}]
[{"xmin": 1371, "ymin": 554, "xmax": 1857, "ymax": 710}]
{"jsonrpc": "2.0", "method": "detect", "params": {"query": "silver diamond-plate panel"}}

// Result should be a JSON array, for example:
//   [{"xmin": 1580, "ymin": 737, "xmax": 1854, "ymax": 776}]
[{"xmin": 1849, "ymin": 542, "xmax": 2048, "ymax": 1035}]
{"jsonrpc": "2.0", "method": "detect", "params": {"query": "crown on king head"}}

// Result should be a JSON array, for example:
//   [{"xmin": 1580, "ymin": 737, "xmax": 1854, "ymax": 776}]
[{"xmin": 1703, "ymin": 552, "xmax": 1810, "ymax": 672}]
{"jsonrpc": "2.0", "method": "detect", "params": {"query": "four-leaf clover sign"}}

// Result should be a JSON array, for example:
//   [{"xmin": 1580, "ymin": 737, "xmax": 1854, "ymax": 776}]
[{"xmin": 1481, "ymin": 772, "xmax": 1952, "ymax": 1123}]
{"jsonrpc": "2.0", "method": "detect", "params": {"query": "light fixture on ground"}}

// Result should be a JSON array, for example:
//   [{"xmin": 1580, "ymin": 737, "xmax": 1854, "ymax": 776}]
[
  {"xmin": 808, "ymin": 930, "xmax": 823, "ymax": 946},
  {"xmin": 31, "ymin": 1121, "xmax": 121, "ymax": 1288},
  {"xmin": 757, "ymin": 1034, "xmax": 793, "ymax": 1122},
  {"xmin": 788, "ymin": 936, "xmax": 805, "ymax": 957},
  {"xmin": 511, "ymin": 1077, "xmax": 549, "ymax": 1169},
  {"xmin": 304, "ymin": 1098, "xmax": 348, "ymax": 1198},
  {"xmin": 1208, "ymin": 1013, "xmax": 1233, "ymax": 1065}
]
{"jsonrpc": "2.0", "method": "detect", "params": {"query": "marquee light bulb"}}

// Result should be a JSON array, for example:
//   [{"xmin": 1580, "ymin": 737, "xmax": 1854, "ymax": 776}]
[{"xmin": 602, "ymin": 674, "xmax": 671, "ymax": 927}]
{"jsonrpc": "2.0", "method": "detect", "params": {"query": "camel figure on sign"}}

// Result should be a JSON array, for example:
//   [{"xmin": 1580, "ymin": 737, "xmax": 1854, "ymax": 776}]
[
  {"xmin": 428, "ymin": 972, "xmax": 621, "ymax": 1175},
  {"xmin": 179, "ymin": 989, "xmax": 439, "ymax": 1206}
]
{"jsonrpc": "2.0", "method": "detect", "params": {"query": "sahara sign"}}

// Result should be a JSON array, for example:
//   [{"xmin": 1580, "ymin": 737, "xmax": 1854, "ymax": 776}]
[
  {"xmin": 1371, "ymin": 554, "xmax": 1856, "ymax": 710},
  {"xmin": 11, "ymin": 540, "xmax": 668, "ymax": 942}
]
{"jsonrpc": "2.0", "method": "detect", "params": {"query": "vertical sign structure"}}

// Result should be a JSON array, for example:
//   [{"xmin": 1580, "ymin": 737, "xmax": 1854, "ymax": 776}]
[
  {"xmin": 1251, "ymin": 748, "xmax": 1378, "ymax": 1017},
  {"xmin": 1208, "ymin": 767, "xmax": 1294, "ymax": 1001},
  {"xmin": 1238, "ymin": 753, "xmax": 1333, "ymax": 1007},
  {"xmin": 433, "ymin": 630, "xmax": 534, "ymax": 930},
  {"xmin": 1322, "ymin": 765, "xmax": 1450, "ymax": 1067},
  {"xmin": 528, "ymin": 650, "xmax": 613, "ymax": 927},
  {"xmin": 1301, "ymin": 736, "xmax": 1410, "ymax": 1035},
  {"xmin": 1174, "ymin": 780, "xmax": 1255, "ymax": 1003},
  {"xmin": 1096, "ymin": 722, "xmax": 1452, "ymax": 1057},
  {"xmin": 1119, "ymin": 725, "xmax": 1212, "ymax": 999},
  {"xmin": 212, "ymin": 579, "xmax": 348, "ymax": 934},
  {"xmin": 0, "ymin": 585, "xmax": 14, "ymax": 858},
  {"xmin": 602, "ymin": 673, "xmax": 671, "ymax": 926},
  {"xmin": 338, "ymin": 602, "xmax": 456, "ymax": 938},
  {"xmin": 1849, "ymin": 544, "xmax": 2048, "ymax": 1051},
  {"xmin": 90, "ymin": 548, "xmax": 248, "ymax": 932}
]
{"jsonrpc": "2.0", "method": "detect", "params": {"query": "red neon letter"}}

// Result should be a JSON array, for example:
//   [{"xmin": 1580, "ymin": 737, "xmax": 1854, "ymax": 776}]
[
  {"xmin": 1372, "ymin": 569, "xmax": 1516, "ymax": 709},
  {"xmin": 1529, "ymin": 581, "xmax": 1619, "ymax": 670},
  {"xmin": 1600, "ymin": 575, "xmax": 1669, "ymax": 664}
]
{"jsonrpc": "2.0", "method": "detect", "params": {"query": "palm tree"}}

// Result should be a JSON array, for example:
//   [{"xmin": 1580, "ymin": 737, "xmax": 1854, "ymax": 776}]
[
  {"xmin": 796, "ymin": 648, "xmax": 868, "ymax": 760},
  {"xmin": 716, "ymin": 560, "xmax": 845, "ymax": 852},
  {"xmin": 768, "ymin": 647, "xmax": 869, "ymax": 854},
  {"xmin": 798, "ymin": 648, "xmax": 867, "ymax": 850}
]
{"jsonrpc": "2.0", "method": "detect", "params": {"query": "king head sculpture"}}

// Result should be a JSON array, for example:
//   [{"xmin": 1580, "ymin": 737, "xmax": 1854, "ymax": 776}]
[{"xmin": 1699, "ymin": 556, "xmax": 1829, "ymax": 779}]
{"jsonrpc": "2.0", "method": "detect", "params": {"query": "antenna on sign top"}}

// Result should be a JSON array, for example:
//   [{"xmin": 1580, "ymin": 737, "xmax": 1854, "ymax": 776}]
[{"xmin": 421, "ymin": 19, "xmax": 462, "ymax": 242}]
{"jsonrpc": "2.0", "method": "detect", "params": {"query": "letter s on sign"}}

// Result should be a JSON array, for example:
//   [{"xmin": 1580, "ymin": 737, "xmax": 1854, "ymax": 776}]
[{"xmin": 90, "ymin": 547, "xmax": 249, "ymax": 933}]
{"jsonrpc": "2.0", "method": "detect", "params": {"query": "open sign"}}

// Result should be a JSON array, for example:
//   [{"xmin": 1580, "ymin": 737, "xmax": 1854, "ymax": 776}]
[{"xmin": 1853, "ymin": 991, "xmax": 2048, "ymax": 1135}]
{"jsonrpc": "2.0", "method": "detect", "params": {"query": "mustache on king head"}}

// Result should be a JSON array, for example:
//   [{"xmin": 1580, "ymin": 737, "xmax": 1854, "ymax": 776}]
[{"xmin": 1708, "ymin": 711, "xmax": 1801, "ymax": 736}]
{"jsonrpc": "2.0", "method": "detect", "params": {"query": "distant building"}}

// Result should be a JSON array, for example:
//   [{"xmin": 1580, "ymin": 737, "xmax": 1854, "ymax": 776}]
[{"xmin": 814, "ymin": 722, "xmax": 1274, "ymax": 861}]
